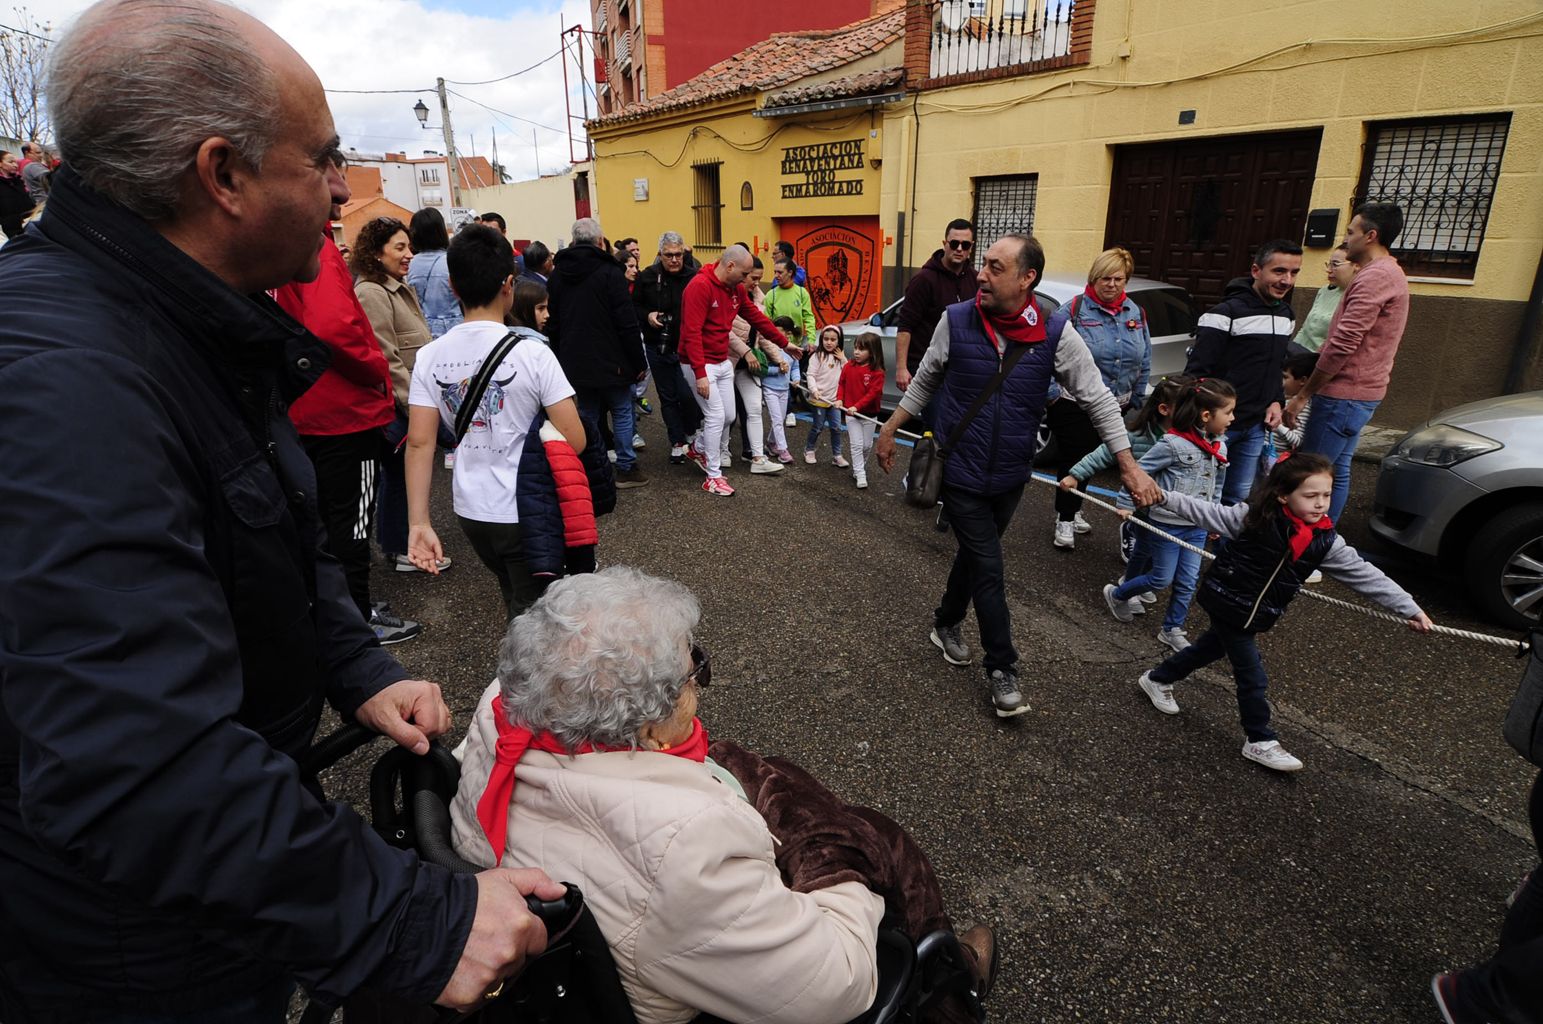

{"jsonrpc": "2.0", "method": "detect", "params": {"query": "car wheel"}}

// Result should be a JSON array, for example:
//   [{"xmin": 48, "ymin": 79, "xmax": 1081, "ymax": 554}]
[{"xmin": 1465, "ymin": 503, "xmax": 1543, "ymax": 629}]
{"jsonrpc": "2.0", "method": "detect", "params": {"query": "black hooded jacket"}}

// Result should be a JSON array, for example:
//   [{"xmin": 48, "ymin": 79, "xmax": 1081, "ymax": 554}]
[
  {"xmin": 545, "ymin": 242, "xmax": 645, "ymax": 389},
  {"xmin": 0, "ymin": 167, "xmax": 475, "ymax": 1019},
  {"xmin": 1184, "ymin": 277, "xmax": 1295, "ymax": 430}
]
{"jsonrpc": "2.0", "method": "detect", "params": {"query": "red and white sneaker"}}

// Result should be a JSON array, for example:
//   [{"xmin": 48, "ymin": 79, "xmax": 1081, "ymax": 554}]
[
  {"xmin": 702, "ymin": 476, "xmax": 736, "ymax": 497},
  {"xmin": 685, "ymin": 446, "xmax": 709, "ymax": 473}
]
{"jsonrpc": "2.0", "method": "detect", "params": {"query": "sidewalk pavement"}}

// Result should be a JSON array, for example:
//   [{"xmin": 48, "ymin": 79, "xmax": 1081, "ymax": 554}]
[{"xmin": 1353, "ymin": 423, "xmax": 1407, "ymax": 465}]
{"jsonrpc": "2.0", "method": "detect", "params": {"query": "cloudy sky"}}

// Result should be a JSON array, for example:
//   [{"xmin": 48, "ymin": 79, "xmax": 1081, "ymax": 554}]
[{"xmin": 12, "ymin": 0, "xmax": 595, "ymax": 183}]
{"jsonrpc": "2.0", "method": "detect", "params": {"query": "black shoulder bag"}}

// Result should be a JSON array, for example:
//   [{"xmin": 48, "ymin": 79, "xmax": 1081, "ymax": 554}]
[
  {"xmin": 904, "ymin": 342, "xmax": 1029, "ymax": 508},
  {"xmin": 453, "ymin": 331, "xmax": 521, "ymax": 444}
]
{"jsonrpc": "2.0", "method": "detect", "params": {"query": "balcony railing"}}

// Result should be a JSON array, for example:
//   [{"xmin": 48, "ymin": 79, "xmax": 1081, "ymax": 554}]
[
  {"xmin": 596, "ymin": 0, "xmax": 607, "ymax": 31},
  {"xmin": 928, "ymin": 0, "xmax": 1073, "ymax": 80},
  {"xmin": 616, "ymin": 29, "xmax": 632, "ymax": 70}
]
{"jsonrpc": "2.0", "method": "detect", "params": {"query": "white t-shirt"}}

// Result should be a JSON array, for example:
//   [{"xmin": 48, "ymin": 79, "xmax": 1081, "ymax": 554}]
[{"xmin": 409, "ymin": 321, "xmax": 576, "ymax": 523}]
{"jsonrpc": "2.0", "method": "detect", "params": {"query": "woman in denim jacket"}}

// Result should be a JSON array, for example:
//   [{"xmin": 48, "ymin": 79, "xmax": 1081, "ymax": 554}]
[
  {"xmin": 1047, "ymin": 247, "xmax": 1153, "ymax": 551},
  {"xmin": 406, "ymin": 207, "xmax": 463, "ymax": 338}
]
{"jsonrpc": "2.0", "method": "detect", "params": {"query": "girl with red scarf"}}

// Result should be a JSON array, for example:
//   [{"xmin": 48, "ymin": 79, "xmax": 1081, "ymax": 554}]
[
  {"xmin": 1104, "ymin": 378, "xmax": 1236, "ymax": 656},
  {"xmin": 1133, "ymin": 453, "xmax": 1432, "ymax": 772}
]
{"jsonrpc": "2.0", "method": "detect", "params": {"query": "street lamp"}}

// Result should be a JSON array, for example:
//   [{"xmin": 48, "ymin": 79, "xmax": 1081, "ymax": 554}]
[{"xmin": 410, "ymin": 83, "xmax": 461, "ymax": 207}]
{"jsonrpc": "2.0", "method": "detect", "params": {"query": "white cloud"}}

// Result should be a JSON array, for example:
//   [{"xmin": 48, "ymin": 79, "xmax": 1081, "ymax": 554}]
[{"xmin": 17, "ymin": 0, "xmax": 594, "ymax": 183}]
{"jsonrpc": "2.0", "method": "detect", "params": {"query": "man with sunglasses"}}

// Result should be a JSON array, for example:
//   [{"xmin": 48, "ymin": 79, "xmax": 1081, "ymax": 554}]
[
  {"xmin": 635, "ymin": 231, "xmax": 703, "ymax": 461},
  {"xmin": 895, "ymin": 219, "xmax": 979, "ymax": 405}
]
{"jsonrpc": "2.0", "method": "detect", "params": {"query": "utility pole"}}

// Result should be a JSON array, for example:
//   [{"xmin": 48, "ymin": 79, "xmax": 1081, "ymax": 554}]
[
  {"xmin": 436, "ymin": 77, "xmax": 462, "ymax": 207},
  {"xmin": 533, "ymin": 129, "xmax": 540, "ymax": 177}
]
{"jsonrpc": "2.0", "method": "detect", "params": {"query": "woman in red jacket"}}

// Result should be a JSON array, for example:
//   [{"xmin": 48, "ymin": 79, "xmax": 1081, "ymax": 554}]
[{"xmin": 837, "ymin": 332, "xmax": 885, "ymax": 489}]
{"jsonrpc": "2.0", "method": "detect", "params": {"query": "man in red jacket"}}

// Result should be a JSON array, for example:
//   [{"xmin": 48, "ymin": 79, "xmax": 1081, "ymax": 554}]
[
  {"xmin": 275, "ymin": 207, "xmax": 420, "ymax": 644},
  {"xmin": 678, "ymin": 244, "xmax": 796, "ymax": 496}
]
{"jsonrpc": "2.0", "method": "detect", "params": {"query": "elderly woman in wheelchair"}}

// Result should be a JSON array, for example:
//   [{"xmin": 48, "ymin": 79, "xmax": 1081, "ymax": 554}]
[{"xmin": 449, "ymin": 566, "xmax": 995, "ymax": 1024}]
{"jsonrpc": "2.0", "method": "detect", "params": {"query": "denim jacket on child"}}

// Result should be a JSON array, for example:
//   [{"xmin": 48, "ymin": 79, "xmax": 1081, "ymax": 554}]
[
  {"xmin": 763, "ymin": 354, "xmax": 798, "ymax": 393},
  {"xmin": 1121, "ymin": 432, "xmax": 1227, "ymax": 525},
  {"xmin": 1067, "ymin": 423, "xmax": 1163, "ymax": 483}
]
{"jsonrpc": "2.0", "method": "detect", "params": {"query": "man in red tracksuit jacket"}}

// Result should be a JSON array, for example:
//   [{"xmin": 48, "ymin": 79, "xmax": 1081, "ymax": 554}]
[
  {"xmin": 677, "ymin": 244, "xmax": 797, "ymax": 495},
  {"xmin": 275, "ymin": 229, "xmax": 419, "ymax": 643}
]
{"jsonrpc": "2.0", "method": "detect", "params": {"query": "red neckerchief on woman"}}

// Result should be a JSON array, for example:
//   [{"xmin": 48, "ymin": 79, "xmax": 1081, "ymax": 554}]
[
  {"xmin": 1282, "ymin": 508, "xmax": 1335, "ymax": 561},
  {"xmin": 476, "ymin": 692, "xmax": 710, "ymax": 862},
  {"xmin": 1083, "ymin": 282, "xmax": 1126, "ymax": 318},
  {"xmin": 975, "ymin": 294, "xmax": 1048, "ymax": 348},
  {"xmin": 1167, "ymin": 429, "xmax": 1229, "ymax": 464}
]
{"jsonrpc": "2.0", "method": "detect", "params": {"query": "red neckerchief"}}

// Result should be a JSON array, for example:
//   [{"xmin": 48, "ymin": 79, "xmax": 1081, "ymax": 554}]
[
  {"xmin": 1167, "ymin": 429, "xmax": 1229, "ymax": 464},
  {"xmin": 1083, "ymin": 283, "xmax": 1127, "ymax": 317},
  {"xmin": 476, "ymin": 692, "xmax": 709, "ymax": 862},
  {"xmin": 1283, "ymin": 508, "xmax": 1335, "ymax": 561},
  {"xmin": 976, "ymin": 294, "xmax": 1048, "ymax": 348}
]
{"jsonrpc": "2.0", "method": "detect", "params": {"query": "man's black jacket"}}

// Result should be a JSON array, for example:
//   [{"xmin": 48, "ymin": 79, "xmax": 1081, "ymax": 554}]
[
  {"xmin": 1184, "ymin": 276, "xmax": 1296, "ymax": 430},
  {"xmin": 545, "ymin": 242, "xmax": 645, "ymax": 389},
  {"xmin": 632, "ymin": 258, "xmax": 692, "ymax": 355},
  {"xmin": 0, "ymin": 167, "xmax": 476, "ymax": 1020}
]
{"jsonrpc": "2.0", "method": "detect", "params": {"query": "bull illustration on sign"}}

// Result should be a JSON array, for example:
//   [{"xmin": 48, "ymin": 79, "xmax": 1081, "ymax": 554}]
[
  {"xmin": 435, "ymin": 367, "xmax": 520, "ymax": 434},
  {"xmin": 796, "ymin": 224, "xmax": 876, "ymax": 326}
]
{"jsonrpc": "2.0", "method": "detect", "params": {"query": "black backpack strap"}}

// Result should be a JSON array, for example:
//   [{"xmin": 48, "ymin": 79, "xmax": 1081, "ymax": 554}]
[
  {"xmin": 453, "ymin": 331, "xmax": 521, "ymax": 444},
  {"xmin": 939, "ymin": 340, "xmax": 1030, "ymax": 457}
]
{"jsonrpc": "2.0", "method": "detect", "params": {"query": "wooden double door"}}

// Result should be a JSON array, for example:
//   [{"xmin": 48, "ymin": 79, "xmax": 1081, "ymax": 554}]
[{"xmin": 1105, "ymin": 130, "xmax": 1322, "ymax": 309}]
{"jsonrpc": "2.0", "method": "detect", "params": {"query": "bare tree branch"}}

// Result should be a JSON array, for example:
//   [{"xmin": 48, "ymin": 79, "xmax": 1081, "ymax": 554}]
[{"xmin": 0, "ymin": 7, "xmax": 51, "ymax": 146}]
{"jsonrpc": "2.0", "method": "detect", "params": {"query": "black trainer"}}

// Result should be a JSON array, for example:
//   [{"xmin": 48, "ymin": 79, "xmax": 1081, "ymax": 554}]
[
  {"xmin": 369, "ymin": 603, "xmax": 422, "ymax": 645},
  {"xmin": 987, "ymin": 668, "xmax": 1029, "ymax": 718}
]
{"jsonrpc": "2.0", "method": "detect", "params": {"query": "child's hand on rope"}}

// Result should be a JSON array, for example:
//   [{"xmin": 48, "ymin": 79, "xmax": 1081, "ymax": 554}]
[
  {"xmin": 1408, "ymin": 611, "xmax": 1434, "ymax": 633},
  {"xmin": 1058, "ymin": 475, "xmax": 1078, "ymax": 491}
]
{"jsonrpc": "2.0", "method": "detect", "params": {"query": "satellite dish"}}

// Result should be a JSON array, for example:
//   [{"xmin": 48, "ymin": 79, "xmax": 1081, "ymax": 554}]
[{"xmin": 940, "ymin": 0, "xmax": 967, "ymax": 32}]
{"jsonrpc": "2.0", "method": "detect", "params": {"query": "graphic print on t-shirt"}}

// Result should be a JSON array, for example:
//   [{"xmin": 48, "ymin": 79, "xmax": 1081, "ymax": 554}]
[{"xmin": 433, "ymin": 367, "xmax": 521, "ymax": 435}]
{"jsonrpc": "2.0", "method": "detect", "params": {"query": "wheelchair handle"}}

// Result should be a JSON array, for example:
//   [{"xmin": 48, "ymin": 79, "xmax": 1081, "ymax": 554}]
[
  {"xmin": 525, "ymin": 882, "xmax": 583, "ymax": 938},
  {"xmin": 299, "ymin": 722, "xmax": 379, "ymax": 777}
]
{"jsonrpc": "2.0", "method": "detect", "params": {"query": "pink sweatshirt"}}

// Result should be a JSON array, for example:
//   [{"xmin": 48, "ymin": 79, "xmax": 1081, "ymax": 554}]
[{"xmin": 1315, "ymin": 256, "xmax": 1409, "ymax": 402}]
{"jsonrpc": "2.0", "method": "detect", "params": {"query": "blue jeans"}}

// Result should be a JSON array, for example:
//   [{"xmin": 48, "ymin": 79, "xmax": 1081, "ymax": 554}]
[
  {"xmin": 805, "ymin": 405, "xmax": 844, "ymax": 455},
  {"xmin": 936, "ymin": 484, "xmax": 1025, "ymax": 673},
  {"xmin": 1221, "ymin": 422, "xmax": 1266, "ymax": 504},
  {"xmin": 578, "ymin": 385, "xmax": 637, "ymax": 472},
  {"xmin": 1298, "ymin": 395, "xmax": 1379, "ymax": 523},
  {"xmin": 1113, "ymin": 521, "xmax": 1206, "ymax": 632},
  {"xmin": 645, "ymin": 346, "xmax": 698, "ymax": 445},
  {"xmin": 1151, "ymin": 618, "xmax": 1275, "ymax": 742}
]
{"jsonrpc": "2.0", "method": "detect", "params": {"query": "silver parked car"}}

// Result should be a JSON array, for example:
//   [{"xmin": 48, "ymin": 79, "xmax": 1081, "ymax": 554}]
[
  {"xmin": 834, "ymin": 273, "xmax": 1198, "ymax": 415},
  {"xmin": 1370, "ymin": 391, "xmax": 1543, "ymax": 628}
]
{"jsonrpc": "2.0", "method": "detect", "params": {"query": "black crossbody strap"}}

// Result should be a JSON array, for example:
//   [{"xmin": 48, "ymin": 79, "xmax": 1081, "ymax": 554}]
[
  {"xmin": 939, "ymin": 341, "xmax": 1030, "ymax": 457},
  {"xmin": 454, "ymin": 331, "xmax": 521, "ymax": 444}
]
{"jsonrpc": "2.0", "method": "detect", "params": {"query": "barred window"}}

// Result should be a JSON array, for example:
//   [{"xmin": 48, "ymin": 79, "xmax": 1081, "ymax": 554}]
[
  {"xmin": 692, "ymin": 161, "xmax": 723, "ymax": 248},
  {"xmin": 971, "ymin": 174, "xmax": 1038, "ymax": 269},
  {"xmin": 1355, "ymin": 114, "xmax": 1511, "ymax": 279}
]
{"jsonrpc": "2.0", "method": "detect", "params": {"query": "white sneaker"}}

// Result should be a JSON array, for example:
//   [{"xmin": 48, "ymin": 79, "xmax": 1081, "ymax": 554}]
[
  {"xmin": 1158, "ymin": 627, "xmax": 1191, "ymax": 653},
  {"xmin": 749, "ymin": 456, "xmax": 784, "ymax": 474},
  {"xmin": 1305, "ymin": 569, "xmax": 1323, "ymax": 584},
  {"xmin": 1053, "ymin": 521, "xmax": 1076, "ymax": 550},
  {"xmin": 1137, "ymin": 590, "xmax": 1158, "ymax": 605},
  {"xmin": 720, "ymin": 449, "xmax": 732, "ymax": 467},
  {"xmin": 1138, "ymin": 671, "xmax": 1180, "ymax": 715},
  {"xmin": 833, "ymin": 455, "xmax": 850, "ymax": 468},
  {"xmin": 670, "ymin": 444, "xmax": 688, "ymax": 464},
  {"xmin": 1116, "ymin": 577, "xmax": 1149, "ymax": 614},
  {"xmin": 804, "ymin": 450, "xmax": 817, "ymax": 464},
  {"xmin": 785, "ymin": 413, "xmax": 797, "ymax": 428},
  {"xmin": 443, "ymin": 451, "xmax": 456, "ymax": 469},
  {"xmin": 1072, "ymin": 510, "xmax": 1093, "ymax": 534},
  {"xmin": 632, "ymin": 432, "xmax": 647, "ymax": 450},
  {"xmin": 1103, "ymin": 584, "xmax": 1136, "ymax": 623},
  {"xmin": 1242, "ymin": 740, "xmax": 1304, "ymax": 772},
  {"xmin": 607, "ymin": 449, "xmax": 617, "ymax": 463},
  {"xmin": 855, "ymin": 476, "xmax": 868, "ymax": 489}
]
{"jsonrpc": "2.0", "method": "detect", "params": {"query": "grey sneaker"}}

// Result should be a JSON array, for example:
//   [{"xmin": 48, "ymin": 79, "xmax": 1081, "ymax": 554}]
[
  {"xmin": 931, "ymin": 623, "xmax": 972, "ymax": 666},
  {"xmin": 369, "ymin": 603, "xmax": 422, "ymax": 645},
  {"xmin": 1137, "ymin": 670, "xmax": 1180, "ymax": 715},
  {"xmin": 1158, "ymin": 627, "xmax": 1191, "ymax": 653},
  {"xmin": 1103, "ymin": 583, "xmax": 1136, "ymax": 623},
  {"xmin": 988, "ymin": 669, "xmax": 1029, "ymax": 718}
]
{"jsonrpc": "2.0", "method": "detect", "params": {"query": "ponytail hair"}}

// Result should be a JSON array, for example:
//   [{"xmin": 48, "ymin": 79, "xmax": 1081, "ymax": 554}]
[
  {"xmin": 1169, "ymin": 377, "xmax": 1236, "ymax": 434},
  {"xmin": 1127, "ymin": 374, "xmax": 1191, "ymax": 434},
  {"xmin": 1243, "ymin": 452, "xmax": 1335, "ymax": 532}
]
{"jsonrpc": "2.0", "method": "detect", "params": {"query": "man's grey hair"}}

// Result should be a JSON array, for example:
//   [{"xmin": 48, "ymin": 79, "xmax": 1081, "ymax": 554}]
[
  {"xmin": 657, "ymin": 230, "xmax": 683, "ymax": 252},
  {"xmin": 571, "ymin": 217, "xmax": 603, "ymax": 247},
  {"xmin": 720, "ymin": 243, "xmax": 751, "ymax": 268},
  {"xmin": 47, "ymin": 0, "xmax": 282, "ymax": 221},
  {"xmin": 497, "ymin": 566, "xmax": 701, "ymax": 750}
]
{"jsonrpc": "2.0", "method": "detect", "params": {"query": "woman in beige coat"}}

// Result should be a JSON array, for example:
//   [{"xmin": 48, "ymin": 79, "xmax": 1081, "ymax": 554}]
[
  {"xmin": 450, "ymin": 567, "xmax": 995, "ymax": 1024},
  {"xmin": 351, "ymin": 216, "xmax": 445, "ymax": 573}
]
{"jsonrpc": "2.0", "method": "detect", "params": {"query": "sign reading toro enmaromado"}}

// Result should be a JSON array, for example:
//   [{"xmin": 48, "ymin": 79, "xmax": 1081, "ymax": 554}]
[{"xmin": 781, "ymin": 140, "xmax": 865, "ymax": 199}]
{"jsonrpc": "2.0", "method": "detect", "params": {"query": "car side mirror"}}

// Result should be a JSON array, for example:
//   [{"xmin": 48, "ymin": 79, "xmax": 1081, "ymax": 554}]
[{"xmin": 869, "ymin": 313, "xmax": 882, "ymax": 326}]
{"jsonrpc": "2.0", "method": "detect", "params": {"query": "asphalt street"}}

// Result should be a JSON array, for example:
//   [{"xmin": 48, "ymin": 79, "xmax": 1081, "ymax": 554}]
[{"xmin": 331, "ymin": 405, "xmax": 1539, "ymax": 1024}]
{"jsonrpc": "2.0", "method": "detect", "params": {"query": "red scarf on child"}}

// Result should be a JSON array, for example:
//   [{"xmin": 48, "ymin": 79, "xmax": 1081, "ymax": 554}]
[
  {"xmin": 1083, "ymin": 282, "xmax": 1126, "ymax": 317},
  {"xmin": 1282, "ymin": 508, "xmax": 1335, "ymax": 561},
  {"xmin": 976, "ymin": 294, "xmax": 1048, "ymax": 348},
  {"xmin": 476, "ymin": 692, "xmax": 710, "ymax": 861},
  {"xmin": 1167, "ymin": 429, "xmax": 1228, "ymax": 464}
]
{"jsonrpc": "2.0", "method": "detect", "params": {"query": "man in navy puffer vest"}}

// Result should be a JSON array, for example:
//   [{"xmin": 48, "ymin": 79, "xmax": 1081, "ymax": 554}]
[{"xmin": 877, "ymin": 234, "xmax": 1161, "ymax": 718}]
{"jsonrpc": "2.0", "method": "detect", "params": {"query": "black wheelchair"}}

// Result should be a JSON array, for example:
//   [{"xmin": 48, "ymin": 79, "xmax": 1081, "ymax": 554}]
[{"xmin": 299, "ymin": 726, "xmax": 988, "ymax": 1024}]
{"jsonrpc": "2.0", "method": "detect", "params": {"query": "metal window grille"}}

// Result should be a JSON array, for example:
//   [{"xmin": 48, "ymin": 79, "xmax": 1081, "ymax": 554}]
[
  {"xmin": 971, "ymin": 175, "xmax": 1039, "ymax": 267},
  {"xmin": 1355, "ymin": 114, "xmax": 1511, "ymax": 279},
  {"xmin": 930, "ymin": 0, "xmax": 1073, "ymax": 80},
  {"xmin": 692, "ymin": 161, "xmax": 723, "ymax": 248}
]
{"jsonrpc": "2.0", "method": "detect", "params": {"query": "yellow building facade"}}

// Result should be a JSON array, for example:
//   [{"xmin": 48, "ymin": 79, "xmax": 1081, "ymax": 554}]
[{"xmin": 883, "ymin": 0, "xmax": 1543, "ymax": 425}]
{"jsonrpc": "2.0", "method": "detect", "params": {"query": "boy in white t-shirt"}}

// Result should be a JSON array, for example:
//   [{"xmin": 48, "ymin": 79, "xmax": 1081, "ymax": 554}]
[{"xmin": 403, "ymin": 224, "xmax": 588, "ymax": 619}]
